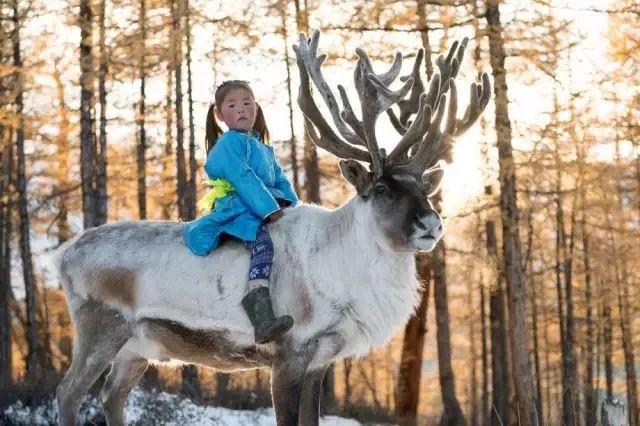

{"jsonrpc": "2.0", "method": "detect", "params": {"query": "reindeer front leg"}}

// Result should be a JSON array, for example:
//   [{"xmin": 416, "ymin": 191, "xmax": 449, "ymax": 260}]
[
  {"xmin": 299, "ymin": 333, "xmax": 344, "ymax": 426},
  {"xmin": 298, "ymin": 365, "xmax": 329, "ymax": 426},
  {"xmin": 271, "ymin": 350, "xmax": 308, "ymax": 426}
]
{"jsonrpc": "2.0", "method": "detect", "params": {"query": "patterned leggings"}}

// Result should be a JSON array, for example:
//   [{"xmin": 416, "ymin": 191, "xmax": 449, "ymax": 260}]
[{"xmin": 245, "ymin": 224, "xmax": 273, "ymax": 288}]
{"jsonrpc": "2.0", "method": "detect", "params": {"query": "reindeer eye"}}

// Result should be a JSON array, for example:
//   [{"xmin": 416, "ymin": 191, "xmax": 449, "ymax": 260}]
[{"xmin": 374, "ymin": 183, "xmax": 389, "ymax": 196}]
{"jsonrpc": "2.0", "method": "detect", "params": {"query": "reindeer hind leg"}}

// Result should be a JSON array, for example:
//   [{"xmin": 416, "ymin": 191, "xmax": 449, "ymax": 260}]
[
  {"xmin": 100, "ymin": 346, "xmax": 148, "ymax": 426},
  {"xmin": 56, "ymin": 300, "xmax": 131, "ymax": 426}
]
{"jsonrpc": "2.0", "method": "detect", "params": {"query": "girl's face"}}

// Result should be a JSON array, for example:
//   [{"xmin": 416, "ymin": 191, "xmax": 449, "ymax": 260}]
[{"xmin": 215, "ymin": 87, "xmax": 257, "ymax": 131}]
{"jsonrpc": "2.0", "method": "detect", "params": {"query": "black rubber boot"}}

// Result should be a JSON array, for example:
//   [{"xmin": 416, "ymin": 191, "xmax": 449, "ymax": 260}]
[{"xmin": 241, "ymin": 287, "xmax": 294, "ymax": 344}]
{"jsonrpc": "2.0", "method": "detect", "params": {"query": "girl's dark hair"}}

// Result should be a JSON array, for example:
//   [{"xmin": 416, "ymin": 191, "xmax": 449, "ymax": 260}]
[{"xmin": 205, "ymin": 80, "xmax": 271, "ymax": 154}]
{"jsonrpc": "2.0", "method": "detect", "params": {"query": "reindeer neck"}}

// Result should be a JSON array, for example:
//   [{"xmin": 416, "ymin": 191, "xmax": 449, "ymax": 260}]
[{"xmin": 300, "ymin": 197, "xmax": 414, "ymax": 273}]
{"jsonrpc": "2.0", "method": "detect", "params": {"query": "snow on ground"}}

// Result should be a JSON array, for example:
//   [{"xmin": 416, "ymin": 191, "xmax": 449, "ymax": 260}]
[{"xmin": 2, "ymin": 387, "xmax": 371, "ymax": 425}]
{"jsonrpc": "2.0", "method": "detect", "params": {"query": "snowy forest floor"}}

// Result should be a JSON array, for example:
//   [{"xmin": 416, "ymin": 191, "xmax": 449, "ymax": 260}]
[{"xmin": 1, "ymin": 387, "xmax": 394, "ymax": 425}]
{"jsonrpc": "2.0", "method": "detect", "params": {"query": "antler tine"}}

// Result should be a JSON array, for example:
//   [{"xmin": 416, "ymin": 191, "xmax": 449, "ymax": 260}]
[
  {"xmin": 407, "ymin": 87, "xmax": 451, "ymax": 173},
  {"xmin": 337, "ymin": 85, "xmax": 366, "ymax": 141},
  {"xmin": 453, "ymin": 72, "xmax": 491, "ymax": 135},
  {"xmin": 358, "ymin": 50, "xmax": 404, "ymax": 86},
  {"xmin": 387, "ymin": 49, "xmax": 426, "ymax": 136},
  {"xmin": 296, "ymin": 31, "xmax": 367, "ymax": 148},
  {"xmin": 354, "ymin": 48, "xmax": 414, "ymax": 177},
  {"xmin": 293, "ymin": 34, "xmax": 370, "ymax": 162},
  {"xmin": 385, "ymin": 93, "xmax": 432, "ymax": 165}
]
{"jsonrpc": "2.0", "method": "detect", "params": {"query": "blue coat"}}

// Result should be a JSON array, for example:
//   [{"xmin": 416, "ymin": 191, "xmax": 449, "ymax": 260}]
[{"xmin": 183, "ymin": 129, "xmax": 299, "ymax": 256}]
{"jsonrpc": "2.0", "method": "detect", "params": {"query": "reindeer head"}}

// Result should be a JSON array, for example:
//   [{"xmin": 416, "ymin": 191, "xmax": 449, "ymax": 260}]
[{"xmin": 293, "ymin": 31, "xmax": 490, "ymax": 252}]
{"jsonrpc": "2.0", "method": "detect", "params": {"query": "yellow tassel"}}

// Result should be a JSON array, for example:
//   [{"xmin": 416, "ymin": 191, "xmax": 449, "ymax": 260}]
[{"xmin": 196, "ymin": 179, "xmax": 235, "ymax": 212}]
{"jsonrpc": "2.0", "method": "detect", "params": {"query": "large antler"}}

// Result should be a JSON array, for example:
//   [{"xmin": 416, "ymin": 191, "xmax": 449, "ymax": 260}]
[
  {"xmin": 293, "ymin": 30, "xmax": 413, "ymax": 178},
  {"xmin": 293, "ymin": 31, "xmax": 491, "ymax": 180}
]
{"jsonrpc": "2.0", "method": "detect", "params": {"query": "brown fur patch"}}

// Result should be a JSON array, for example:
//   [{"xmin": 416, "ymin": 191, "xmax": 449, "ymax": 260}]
[
  {"xmin": 139, "ymin": 318, "xmax": 272, "ymax": 371},
  {"xmin": 299, "ymin": 286, "xmax": 313, "ymax": 323},
  {"xmin": 92, "ymin": 268, "xmax": 137, "ymax": 307}
]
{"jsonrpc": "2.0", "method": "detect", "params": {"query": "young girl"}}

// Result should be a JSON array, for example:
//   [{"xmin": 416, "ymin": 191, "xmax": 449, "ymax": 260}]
[{"xmin": 183, "ymin": 80, "xmax": 299, "ymax": 344}]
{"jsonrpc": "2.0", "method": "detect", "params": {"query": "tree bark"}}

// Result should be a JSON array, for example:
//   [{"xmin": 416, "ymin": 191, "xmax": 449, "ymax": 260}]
[
  {"xmin": 552, "ymin": 83, "xmax": 578, "ymax": 426},
  {"xmin": 136, "ymin": 0, "xmax": 147, "ymax": 220},
  {"xmin": 13, "ymin": 0, "xmax": 38, "ymax": 381},
  {"xmin": 96, "ymin": 0, "xmax": 108, "ymax": 226},
  {"xmin": 432, "ymin": 243, "xmax": 466, "ymax": 426},
  {"xmin": 582, "ymin": 217, "xmax": 595, "ymax": 426},
  {"xmin": 293, "ymin": 0, "xmax": 319, "ymax": 203},
  {"xmin": 162, "ymin": 47, "xmax": 174, "ymax": 221},
  {"xmin": 469, "ymin": 282, "xmax": 478, "ymax": 426},
  {"xmin": 172, "ymin": 0, "xmax": 187, "ymax": 220},
  {"xmin": 0, "ymin": 125, "xmax": 13, "ymax": 387},
  {"xmin": 530, "ymin": 276, "xmax": 543, "ymax": 424},
  {"xmin": 53, "ymin": 64, "xmax": 72, "ymax": 246},
  {"xmin": 603, "ymin": 302, "xmax": 613, "ymax": 399},
  {"xmin": 485, "ymin": 2, "xmax": 539, "ymax": 424},
  {"xmin": 185, "ymin": 0, "xmax": 197, "ymax": 221},
  {"xmin": 79, "ymin": 0, "xmax": 97, "ymax": 230},
  {"xmin": 617, "ymin": 268, "xmax": 638, "ymax": 426},
  {"xmin": 280, "ymin": 4, "xmax": 299, "ymax": 193},
  {"xmin": 486, "ymin": 217, "xmax": 509, "ymax": 426},
  {"xmin": 343, "ymin": 358, "xmax": 352, "ymax": 408},
  {"xmin": 395, "ymin": 259, "xmax": 430, "ymax": 420},
  {"xmin": 480, "ymin": 283, "xmax": 489, "ymax": 426}
]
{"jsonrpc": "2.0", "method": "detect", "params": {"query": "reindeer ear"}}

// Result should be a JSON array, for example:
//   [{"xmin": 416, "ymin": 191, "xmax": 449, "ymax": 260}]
[
  {"xmin": 339, "ymin": 159, "xmax": 373, "ymax": 196},
  {"xmin": 422, "ymin": 167, "xmax": 444, "ymax": 196}
]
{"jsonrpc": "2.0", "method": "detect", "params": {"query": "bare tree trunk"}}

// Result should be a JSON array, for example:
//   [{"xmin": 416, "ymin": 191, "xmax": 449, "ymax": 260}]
[
  {"xmin": 79, "ymin": 0, "xmax": 97, "ymax": 229},
  {"xmin": 433, "ymin": 244, "xmax": 466, "ymax": 426},
  {"xmin": 471, "ymin": 7, "xmax": 488, "ymax": 423},
  {"xmin": 13, "ymin": 0, "xmax": 38, "ymax": 381},
  {"xmin": 552, "ymin": 87, "xmax": 578, "ymax": 424},
  {"xmin": 602, "ymin": 302, "xmax": 613, "ymax": 399},
  {"xmin": 582, "ymin": 208, "xmax": 595, "ymax": 426},
  {"xmin": 530, "ymin": 278, "xmax": 543, "ymax": 423},
  {"xmin": 280, "ymin": 4, "xmax": 299, "ymax": 193},
  {"xmin": 162, "ymin": 55, "xmax": 174, "ymax": 221},
  {"xmin": 543, "ymin": 300, "xmax": 551, "ymax": 421},
  {"xmin": 293, "ymin": 0, "xmax": 319, "ymax": 203},
  {"xmin": 486, "ymin": 216, "xmax": 509, "ymax": 426},
  {"xmin": 554, "ymin": 193, "xmax": 573, "ymax": 426},
  {"xmin": 52, "ymin": 64, "xmax": 72, "ymax": 246},
  {"xmin": 172, "ymin": 0, "xmax": 187, "ymax": 220},
  {"xmin": 395, "ymin": 259, "xmax": 430, "ymax": 420},
  {"xmin": 216, "ymin": 372, "xmax": 229, "ymax": 399},
  {"xmin": 469, "ymin": 282, "xmax": 479, "ymax": 426},
  {"xmin": 181, "ymin": 364, "xmax": 201, "ymax": 402},
  {"xmin": 480, "ymin": 283, "xmax": 489, "ymax": 426},
  {"xmin": 490, "ymin": 285, "xmax": 509, "ymax": 426},
  {"xmin": 96, "ymin": 0, "xmax": 108, "ymax": 226},
  {"xmin": 184, "ymin": 0, "xmax": 197, "ymax": 221},
  {"xmin": 136, "ymin": 0, "xmax": 147, "ymax": 220},
  {"xmin": 617, "ymin": 269, "xmax": 638, "ymax": 426},
  {"xmin": 0, "ymin": 125, "xmax": 13, "ymax": 387},
  {"xmin": 485, "ymin": 2, "xmax": 539, "ymax": 424},
  {"xmin": 343, "ymin": 358, "xmax": 352, "ymax": 408}
]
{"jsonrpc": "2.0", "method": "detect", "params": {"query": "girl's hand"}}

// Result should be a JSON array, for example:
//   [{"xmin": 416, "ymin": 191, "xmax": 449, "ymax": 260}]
[{"xmin": 267, "ymin": 210, "xmax": 284, "ymax": 222}]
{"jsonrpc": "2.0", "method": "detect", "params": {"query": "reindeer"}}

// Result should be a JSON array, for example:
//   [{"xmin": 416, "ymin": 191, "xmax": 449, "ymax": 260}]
[{"xmin": 53, "ymin": 30, "xmax": 490, "ymax": 426}]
